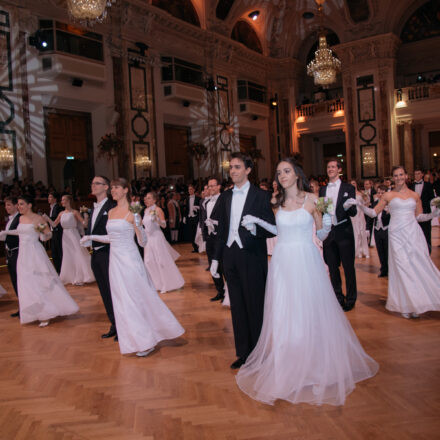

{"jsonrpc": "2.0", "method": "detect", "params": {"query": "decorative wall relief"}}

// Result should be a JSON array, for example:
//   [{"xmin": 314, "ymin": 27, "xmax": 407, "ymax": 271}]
[
  {"xmin": 0, "ymin": 9, "xmax": 17, "ymax": 178},
  {"xmin": 356, "ymin": 75, "xmax": 378, "ymax": 178}
]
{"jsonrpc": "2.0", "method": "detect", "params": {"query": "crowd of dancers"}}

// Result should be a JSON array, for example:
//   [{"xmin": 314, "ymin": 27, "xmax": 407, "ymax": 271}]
[{"xmin": 1, "ymin": 153, "xmax": 440, "ymax": 407}]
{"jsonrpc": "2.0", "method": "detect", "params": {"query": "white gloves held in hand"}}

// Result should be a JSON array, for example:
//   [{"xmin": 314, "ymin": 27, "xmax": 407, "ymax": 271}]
[
  {"xmin": 316, "ymin": 213, "xmax": 332, "ymax": 242},
  {"xmin": 343, "ymin": 198, "xmax": 357, "ymax": 210},
  {"xmin": 210, "ymin": 260, "xmax": 220, "ymax": 278},
  {"xmin": 80, "ymin": 236, "xmax": 92, "ymax": 247}
]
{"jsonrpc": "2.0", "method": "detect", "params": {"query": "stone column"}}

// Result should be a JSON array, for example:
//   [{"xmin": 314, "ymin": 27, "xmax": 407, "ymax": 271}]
[{"xmin": 403, "ymin": 121, "xmax": 414, "ymax": 174}]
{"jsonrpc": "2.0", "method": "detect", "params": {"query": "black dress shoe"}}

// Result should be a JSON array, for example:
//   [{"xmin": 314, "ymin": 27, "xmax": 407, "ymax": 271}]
[
  {"xmin": 343, "ymin": 303, "xmax": 355, "ymax": 312},
  {"xmin": 378, "ymin": 273, "xmax": 387, "ymax": 278},
  {"xmin": 191, "ymin": 250, "xmax": 198, "ymax": 253},
  {"xmin": 101, "ymin": 327, "xmax": 117, "ymax": 338},
  {"xmin": 205, "ymin": 267, "xmax": 210, "ymax": 271},
  {"xmin": 114, "ymin": 335, "xmax": 118, "ymax": 342},
  {"xmin": 210, "ymin": 293, "xmax": 225, "ymax": 302},
  {"xmin": 230, "ymin": 357, "xmax": 247, "ymax": 369},
  {"xmin": 10, "ymin": 311, "xmax": 19, "ymax": 318}
]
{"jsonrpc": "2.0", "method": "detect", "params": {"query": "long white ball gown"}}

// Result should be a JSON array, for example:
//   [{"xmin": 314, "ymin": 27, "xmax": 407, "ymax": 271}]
[
  {"xmin": 59, "ymin": 212, "xmax": 95, "ymax": 285},
  {"xmin": 7, "ymin": 224, "xmax": 79, "ymax": 324},
  {"xmin": 102, "ymin": 218, "xmax": 184, "ymax": 354},
  {"xmin": 236, "ymin": 207, "xmax": 378, "ymax": 406},
  {"xmin": 387, "ymin": 197, "xmax": 440, "ymax": 314},
  {"xmin": 142, "ymin": 206, "xmax": 184, "ymax": 293},
  {"xmin": 351, "ymin": 194, "xmax": 370, "ymax": 258}
]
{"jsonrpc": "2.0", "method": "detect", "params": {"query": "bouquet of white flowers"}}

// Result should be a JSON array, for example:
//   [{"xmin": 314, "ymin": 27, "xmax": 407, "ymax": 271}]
[
  {"xmin": 430, "ymin": 197, "xmax": 440, "ymax": 209},
  {"xmin": 34, "ymin": 223, "xmax": 46, "ymax": 233},
  {"xmin": 315, "ymin": 196, "xmax": 334, "ymax": 215},
  {"xmin": 129, "ymin": 201, "xmax": 143, "ymax": 214}
]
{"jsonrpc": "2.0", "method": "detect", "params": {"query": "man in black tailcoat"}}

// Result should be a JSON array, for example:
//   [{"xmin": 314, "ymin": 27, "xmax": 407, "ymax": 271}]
[{"xmin": 48, "ymin": 192, "xmax": 63, "ymax": 273}]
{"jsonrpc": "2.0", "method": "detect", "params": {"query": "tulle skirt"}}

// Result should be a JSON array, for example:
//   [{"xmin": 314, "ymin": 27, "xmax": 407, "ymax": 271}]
[{"xmin": 236, "ymin": 240, "xmax": 378, "ymax": 406}]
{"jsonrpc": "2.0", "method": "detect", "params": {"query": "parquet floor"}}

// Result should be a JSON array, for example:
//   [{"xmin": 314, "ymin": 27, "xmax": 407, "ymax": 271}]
[{"xmin": 0, "ymin": 232, "xmax": 439, "ymax": 440}]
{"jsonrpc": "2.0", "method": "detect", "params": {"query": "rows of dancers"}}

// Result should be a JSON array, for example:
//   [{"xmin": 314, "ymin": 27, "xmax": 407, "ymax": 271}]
[{"xmin": 2, "ymin": 153, "xmax": 440, "ymax": 407}]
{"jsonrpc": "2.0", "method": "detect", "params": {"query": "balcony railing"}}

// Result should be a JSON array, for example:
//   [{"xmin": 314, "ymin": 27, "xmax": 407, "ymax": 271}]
[
  {"xmin": 296, "ymin": 99, "xmax": 344, "ymax": 118},
  {"xmin": 396, "ymin": 83, "xmax": 440, "ymax": 104}
]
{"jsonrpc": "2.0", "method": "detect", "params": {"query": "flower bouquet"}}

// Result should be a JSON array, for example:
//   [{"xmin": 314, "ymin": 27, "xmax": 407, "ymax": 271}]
[
  {"xmin": 430, "ymin": 197, "xmax": 440, "ymax": 209},
  {"xmin": 315, "ymin": 196, "xmax": 334, "ymax": 215},
  {"xmin": 80, "ymin": 205, "xmax": 90, "ymax": 217},
  {"xmin": 129, "ymin": 201, "xmax": 143, "ymax": 214},
  {"xmin": 34, "ymin": 223, "xmax": 46, "ymax": 233}
]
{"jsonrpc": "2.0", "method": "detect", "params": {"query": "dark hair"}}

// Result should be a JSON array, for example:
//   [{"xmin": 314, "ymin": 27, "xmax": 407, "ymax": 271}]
[
  {"xmin": 208, "ymin": 177, "xmax": 219, "ymax": 185},
  {"xmin": 96, "ymin": 175, "xmax": 111, "ymax": 195},
  {"xmin": 18, "ymin": 194, "xmax": 34, "ymax": 208},
  {"xmin": 230, "ymin": 152, "xmax": 253, "ymax": 170},
  {"xmin": 110, "ymin": 177, "xmax": 132, "ymax": 203},
  {"xmin": 377, "ymin": 184, "xmax": 388, "ymax": 192},
  {"xmin": 327, "ymin": 158, "xmax": 343, "ymax": 169},
  {"xmin": 4, "ymin": 196, "xmax": 18, "ymax": 204},
  {"xmin": 413, "ymin": 167, "xmax": 424, "ymax": 173},
  {"xmin": 146, "ymin": 191, "xmax": 158, "ymax": 201},
  {"xmin": 61, "ymin": 194, "xmax": 73, "ymax": 205},
  {"xmin": 391, "ymin": 165, "xmax": 407, "ymax": 175},
  {"xmin": 274, "ymin": 157, "xmax": 311, "ymax": 208},
  {"xmin": 48, "ymin": 192, "xmax": 60, "ymax": 201}
]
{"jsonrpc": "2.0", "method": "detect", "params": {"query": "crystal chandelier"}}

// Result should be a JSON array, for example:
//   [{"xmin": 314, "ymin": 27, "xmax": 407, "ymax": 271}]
[
  {"xmin": 306, "ymin": 0, "xmax": 341, "ymax": 88},
  {"xmin": 67, "ymin": 0, "xmax": 116, "ymax": 25},
  {"xmin": 136, "ymin": 155, "xmax": 152, "ymax": 170},
  {"xmin": 0, "ymin": 142, "xmax": 14, "ymax": 170}
]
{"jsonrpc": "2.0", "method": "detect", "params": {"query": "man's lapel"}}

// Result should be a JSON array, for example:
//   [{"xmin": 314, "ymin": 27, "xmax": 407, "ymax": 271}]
[
  {"xmin": 225, "ymin": 190, "xmax": 233, "ymax": 226},
  {"xmin": 92, "ymin": 200, "xmax": 109, "ymax": 233},
  {"xmin": 336, "ymin": 183, "xmax": 344, "ymax": 210},
  {"xmin": 242, "ymin": 184, "xmax": 257, "ymax": 219}
]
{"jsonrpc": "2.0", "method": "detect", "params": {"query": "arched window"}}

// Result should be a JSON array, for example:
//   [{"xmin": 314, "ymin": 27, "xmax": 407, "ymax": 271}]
[
  {"xmin": 345, "ymin": 0, "xmax": 370, "ymax": 23},
  {"xmin": 231, "ymin": 20, "xmax": 263, "ymax": 54},
  {"xmin": 152, "ymin": 0, "xmax": 200, "ymax": 27},
  {"xmin": 401, "ymin": 0, "xmax": 440, "ymax": 43},
  {"xmin": 216, "ymin": 0, "xmax": 235, "ymax": 20}
]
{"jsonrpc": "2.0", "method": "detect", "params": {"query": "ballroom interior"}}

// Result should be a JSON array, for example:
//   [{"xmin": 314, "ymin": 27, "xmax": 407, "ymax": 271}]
[
  {"xmin": 0, "ymin": 0, "xmax": 439, "ymax": 189},
  {"xmin": 0, "ymin": 1, "xmax": 440, "ymax": 439}
]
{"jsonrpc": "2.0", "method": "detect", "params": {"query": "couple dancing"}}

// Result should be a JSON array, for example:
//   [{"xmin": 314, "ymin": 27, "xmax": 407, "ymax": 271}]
[{"xmin": 210, "ymin": 153, "xmax": 378, "ymax": 406}]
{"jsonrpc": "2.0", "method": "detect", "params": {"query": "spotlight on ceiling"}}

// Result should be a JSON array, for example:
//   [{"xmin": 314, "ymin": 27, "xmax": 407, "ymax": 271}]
[
  {"xmin": 248, "ymin": 10, "xmax": 260, "ymax": 21},
  {"xmin": 302, "ymin": 11, "xmax": 315, "ymax": 19}
]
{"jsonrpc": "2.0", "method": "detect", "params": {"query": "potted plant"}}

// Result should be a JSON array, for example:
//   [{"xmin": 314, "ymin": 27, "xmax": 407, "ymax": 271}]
[
  {"xmin": 188, "ymin": 142, "xmax": 208, "ymax": 181},
  {"xmin": 97, "ymin": 133, "xmax": 123, "ymax": 177}
]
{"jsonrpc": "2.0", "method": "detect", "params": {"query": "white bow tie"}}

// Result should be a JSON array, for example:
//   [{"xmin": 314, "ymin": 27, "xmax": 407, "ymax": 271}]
[
  {"xmin": 233, "ymin": 187, "xmax": 245, "ymax": 194},
  {"xmin": 328, "ymin": 182, "xmax": 337, "ymax": 188}
]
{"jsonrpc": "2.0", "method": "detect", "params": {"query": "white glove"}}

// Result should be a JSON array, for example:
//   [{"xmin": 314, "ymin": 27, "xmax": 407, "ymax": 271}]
[
  {"xmin": 210, "ymin": 260, "xmax": 220, "ymax": 279},
  {"xmin": 316, "ymin": 213, "xmax": 332, "ymax": 241},
  {"xmin": 80, "ymin": 236, "xmax": 92, "ymax": 247},
  {"xmin": 241, "ymin": 215, "xmax": 257, "ymax": 235},
  {"xmin": 416, "ymin": 208, "xmax": 440, "ymax": 222},
  {"xmin": 0, "ymin": 230, "xmax": 7, "ymax": 241},
  {"xmin": 39, "ymin": 231, "xmax": 52, "ymax": 242},
  {"xmin": 205, "ymin": 218, "xmax": 218, "ymax": 235},
  {"xmin": 241, "ymin": 214, "xmax": 277, "ymax": 236},
  {"xmin": 183, "ymin": 217, "xmax": 187, "ymax": 224},
  {"xmin": 134, "ymin": 213, "xmax": 142, "ymax": 227},
  {"xmin": 359, "ymin": 204, "xmax": 377, "ymax": 218},
  {"xmin": 343, "ymin": 198, "xmax": 357, "ymax": 210}
]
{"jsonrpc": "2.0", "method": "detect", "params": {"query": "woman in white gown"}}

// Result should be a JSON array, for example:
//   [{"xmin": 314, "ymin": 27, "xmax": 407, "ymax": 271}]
[
  {"xmin": 356, "ymin": 165, "xmax": 440, "ymax": 319},
  {"xmin": 142, "ymin": 192, "xmax": 184, "ymax": 293},
  {"xmin": 350, "ymin": 180, "xmax": 370, "ymax": 259},
  {"xmin": 81, "ymin": 178, "xmax": 184, "ymax": 357},
  {"xmin": 0, "ymin": 196, "xmax": 79, "ymax": 326},
  {"xmin": 266, "ymin": 181, "xmax": 278, "ymax": 256},
  {"xmin": 236, "ymin": 158, "xmax": 378, "ymax": 406},
  {"xmin": 45, "ymin": 195, "xmax": 94, "ymax": 285}
]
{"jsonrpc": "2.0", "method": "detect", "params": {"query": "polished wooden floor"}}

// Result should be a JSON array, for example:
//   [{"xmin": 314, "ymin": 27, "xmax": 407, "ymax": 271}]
[{"xmin": 1, "ymin": 233, "xmax": 439, "ymax": 440}]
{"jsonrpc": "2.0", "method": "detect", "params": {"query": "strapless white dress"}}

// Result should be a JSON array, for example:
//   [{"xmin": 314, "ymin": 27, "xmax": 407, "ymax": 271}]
[
  {"xmin": 59, "ymin": 212, "xmax": 95, "ymax": 285},
  {"xmin": 106, "ymin": 219, "xmax": 184, "ymax": 354},
  {"xmin": 15, "ymin": 224, "xmax": 79, "ymax": 324},
  {"xmin": 142, "ymin": 206, "xmax": 184, "ymax": 293},
  {"xmin": 236, "ymin": 207, "xmax": 378, "ymax": 406},
  {"xmin": 387, "ymin": 197, "xmax": 440, "ymax": 314}
]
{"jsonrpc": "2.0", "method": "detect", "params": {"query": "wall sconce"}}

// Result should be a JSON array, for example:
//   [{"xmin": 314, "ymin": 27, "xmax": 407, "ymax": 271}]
[
  {"xmin": 136, "ymin": 155, "xmax": 152, "ymax": 170},
  {"xmin": 269, "ymin": 97, "xmax": 278, "ymax": 108},
  {"xmin": 221, "ymin": 160, "xmax": 230, "ymax": 171},
  {"xmin": 0, "ymin": 141, "xmax": 14, "ymax": 170}
]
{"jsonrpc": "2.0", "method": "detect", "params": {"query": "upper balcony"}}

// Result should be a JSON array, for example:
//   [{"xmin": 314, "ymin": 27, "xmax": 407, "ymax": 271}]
[
  {"xmin": 296, "ymin": 99, "xmax": 345, "ymax": 135},
  {"xmin": 395, "ymin": 83, "xmax": 440, "ymax": 122}
]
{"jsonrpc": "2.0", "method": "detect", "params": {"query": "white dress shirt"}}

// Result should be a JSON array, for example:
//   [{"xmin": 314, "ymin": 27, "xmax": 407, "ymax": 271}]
[
  {"xmin": 91, "ymin": 197, "xmax": 108, "ymax": 231},
  {"xmin": 49, "ymin": 203, "xmax": 56, "ymax": 218},
  {"xmin": 326, "ymin": 179, "xmax": 341, "ymax": 225},
  {"xmin": 227, "ymin": 180, "xmax": 250, "ymax": 248},
  {"xmin": 188, "ymin": 195, "xmax": 196, "ymax": 217},
  {"xmin": 206, "ymin": 194, "xmax": 219, "ymax": 220},
  {"xmin": 414, "ymin": 180, "xmax": 424, "ymax": 196}
]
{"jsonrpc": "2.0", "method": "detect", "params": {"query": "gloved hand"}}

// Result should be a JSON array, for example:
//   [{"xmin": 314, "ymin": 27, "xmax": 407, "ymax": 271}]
[
  {"xmin": 210, "ymin": 259, "xmax": 220, "ymax": 279},
  {"xmin": 80, "ymin": 236, "xmax": 92, "ymax": 247},
  {"xmin": 316, "ymin": 213, "xmax": 332, "ymax": 241},
  {"xmin": 343, "ymin": 198, "xmax": 357, "ymax": 210},
  {"xmin": 241, "ymin": 214, "xmax": 257, "ymax": 235},
  {"xmin": 205, "ymin": 218, "xmax": 218, "ymax": 235},
  {"xmin": 134, "ymin": 213, "xmax": 142, "ymax": 227},
  {"xmin": 417, "ymin": 208, "xmax": 440, "ymax": 222}
]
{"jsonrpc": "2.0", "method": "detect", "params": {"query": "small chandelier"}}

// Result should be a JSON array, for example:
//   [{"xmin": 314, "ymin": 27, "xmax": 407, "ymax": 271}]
[
  {"xmin": 306, "ymin": 0, "xmax": 341, "ymax": 88},
  {"xmin": 67, "ymin": 0, "xmax": 115, "ymax": 25},
  {"xmin": 0, "ymin": 142, "xmax": 14, "ymax": 170},
  {"xmin": 136, "ymin": 155, "xmax": 152, "ymax": 170}
]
